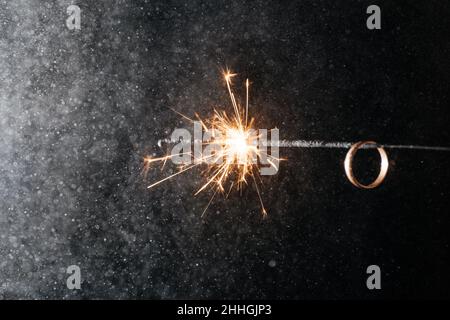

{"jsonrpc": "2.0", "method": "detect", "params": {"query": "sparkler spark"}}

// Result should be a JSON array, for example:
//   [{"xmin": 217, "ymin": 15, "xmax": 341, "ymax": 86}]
[{"xmin": 145, "ymin": 71, "xmax": 280, "ymax": 216}]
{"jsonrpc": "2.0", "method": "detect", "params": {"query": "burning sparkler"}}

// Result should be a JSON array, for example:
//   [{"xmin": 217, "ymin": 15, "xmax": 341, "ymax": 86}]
[
  {"xmin": 144, "ymin": 70, "xmax": 281, "ymax": 216},
  {"xmin": 145, "ymin": 70, "xmax": 450, "ymax": 216}
]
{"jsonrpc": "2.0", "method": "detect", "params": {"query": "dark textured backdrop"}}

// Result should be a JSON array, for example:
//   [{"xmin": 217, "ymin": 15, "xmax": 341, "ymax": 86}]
[{"xmin": 0, "ymin": 0, "xmax": 449, "ymax": 299}]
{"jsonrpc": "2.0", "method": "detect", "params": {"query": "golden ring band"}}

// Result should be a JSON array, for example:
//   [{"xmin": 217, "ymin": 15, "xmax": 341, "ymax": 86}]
[{"xmin": 344, "ymin": 141, "xmax": 389, "ymax": 189}]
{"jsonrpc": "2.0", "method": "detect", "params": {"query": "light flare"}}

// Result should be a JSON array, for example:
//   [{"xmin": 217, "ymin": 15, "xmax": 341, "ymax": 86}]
[{"xmin": 144, "ymin": 70, "xmax": 280, "ymax": 216}]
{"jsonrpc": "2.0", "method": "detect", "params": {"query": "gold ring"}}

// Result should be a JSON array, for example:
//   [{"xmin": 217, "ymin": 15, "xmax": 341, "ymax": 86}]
[{"xmin": 344, "ymin": 141, "xmax": 389, "ymax": 189}]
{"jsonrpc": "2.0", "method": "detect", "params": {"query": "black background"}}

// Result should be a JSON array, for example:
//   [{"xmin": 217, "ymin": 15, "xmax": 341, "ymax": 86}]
[{"xmin": 0, "ymin": 0, "xmax": 449, "ymax": 299}]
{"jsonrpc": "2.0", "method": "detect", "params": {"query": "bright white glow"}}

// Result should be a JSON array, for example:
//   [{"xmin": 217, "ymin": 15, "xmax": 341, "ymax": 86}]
[{"xmin": 226, "ymin": 128, "xmax": 249, "ymax": 163}]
